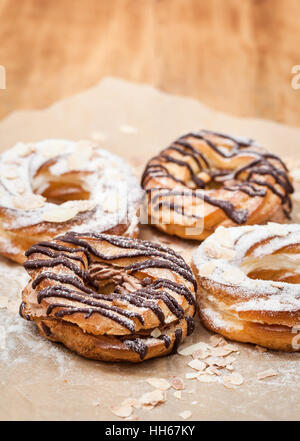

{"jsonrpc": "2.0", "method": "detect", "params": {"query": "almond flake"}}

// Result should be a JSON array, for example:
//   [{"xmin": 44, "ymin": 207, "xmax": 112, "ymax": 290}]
[
  {"xmin": 146, "ymin": 377, "xmax": 171, "ymax": 391},
  {"xmin": 197, "ymin": 374, "xmax": 217, "ymax": 383},
  {"xmin": 171, "ymin": 377, "xmax": 185, "ymax": 390},
  {"xmin": 223, "ymin": 344, "xmax": 239, "ymax": 352},
  {"xmin": 173, "ymin": 391, "xmax": 182, "ymax": 399},
  {"xmin": 192, "ymin": 349, "xmax": 210, "ymax": 360},
  {"xmin": 42, "ymin": 206, "xmax": 79, "ymax": 222},
  {"xmin": 122, "ymin": 398, "xmax": 141, "ymax": 409},
  {"xmin": 151, "ymin": 328, "xmax": 161, "ymax": 338},
  {"xmin": 179, "ymin": 410, "xmax": 192, "ymax": 420},
  {"xmin": 209, "ymin": 334, "xmax": 227, "ymax": 347},
  {"xmin": 257, "ymin": 369, "xmax": 278, "ymax": 380},
  {"xmin": 206, "ymin": 366, "xmax": 221, "ymax": 376},
  {"xmin": 211, "ymin": 346, "xmax": 234, "ymax": 357},
  {"xmin": 187, "ymin": 359, "xmax": 206, "ymax": 371},
  {"xmin": 67, "ymin": 146, "xmax": 93, "ymax": 169},
  {"xmin": 185, "ymin": 372, "xmax": 200, "ymax": 380},
  {"xmin": 225, "ymin": 356, "xmax": 237, "ymax": 365},
  {"xmin": 215, "ymin": 226, "xmax": 234, "ymax": 248},
  {"xmin": 206, "ymin": 356, "xmax": 227, "ymax": 368},
  {"xmin": 178, "ymin": 342, "xmax": 210, "ymax": 356},
  {"xmin": 223, "ymin": 379, "xmax": 235, "ymax": 390},
  {"xmin": 14, "ymin": 143, "xmax": 34, "ymax": 157},
  {"xmin": 140, "ymin": 390, "xmax": 166, "ymax": 407},
  {"xmin": 223, "ymin": 268, "xmax": 244, "ymax": 285},
  {"xmin": 13, "ymin": 194, "xmax": 46, "ymax": 210},
  {"xmin": 0, "ymin": 296, "xmax": 9, "ymax": 309},
  {"xmin": 110, "ymin": 405, "xmax": 132, "ymax": 418},
  {"xmin": 42, "ymin": 141, "xmax": 67, "ymax": 158},
  {"xmin": 199, "ymin": 262, "xmax": 216, "ymax": 277},
  {"xmin": 223, "ymin": 372, "xmax": 243, "ymax": 386},
  {"xmin": 205, "ymin": 243, "xmax": 236, "ymax": 260}
]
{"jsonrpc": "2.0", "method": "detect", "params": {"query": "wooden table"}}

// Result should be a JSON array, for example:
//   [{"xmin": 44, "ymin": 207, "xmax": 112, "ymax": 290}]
[{"xmin": 0, "ymin": 0, "xmax": 299, "ymax": 126}]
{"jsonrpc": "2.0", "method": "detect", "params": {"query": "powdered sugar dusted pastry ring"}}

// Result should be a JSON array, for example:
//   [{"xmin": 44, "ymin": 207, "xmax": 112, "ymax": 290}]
[
  {"xmin": 20, "ymin": 232, "xmax": 196, "ymax": 362},
  {"xmin": 141, "ymin": 130, "xmax": 293, "ymax": 240},
  {"xmin": 192, "ymin": 223, "xmax": 300, "ymax": 351},
  {"xmin": 0, "ymin": 139, "xmax": 142, "ymax": 263}
]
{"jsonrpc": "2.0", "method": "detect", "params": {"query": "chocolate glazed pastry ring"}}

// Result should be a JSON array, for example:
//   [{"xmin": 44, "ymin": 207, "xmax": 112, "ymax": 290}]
[
  {"xmin": 0, "ymin": 139, "xmax": 142, "ymax": 263},
  {"xmin": 20, "ymin": 232, "xmax": 196, "ymax": 362},
  {"xmin": 192, "ymin": 223, "xmax": 300, "ymax": 352},
  {"xmin": 141, "ymin": 130, "xmax": 293, "ymax": 240}
]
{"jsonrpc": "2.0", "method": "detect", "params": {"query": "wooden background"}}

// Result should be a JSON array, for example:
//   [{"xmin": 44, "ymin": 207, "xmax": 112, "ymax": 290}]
[{"xmin": 0, "ymin": 0, "xmax": 299, "ymax": 126}]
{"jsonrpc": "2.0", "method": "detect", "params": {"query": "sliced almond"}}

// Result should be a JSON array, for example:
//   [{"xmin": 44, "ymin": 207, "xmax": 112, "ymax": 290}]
[
  {"xmin": 140, "ymin": 390, "xmax": 166, "ymax": 407},
  {"xmin": 187, "ymin": 359, "xmax": 206, "ymax": 372},
  {"xmin": 205, "ymin": 243, "xmax": 236, "ymax": 260},
  {"xmin": 13, "ymin": 194, "xmax": 46, "ymax": 210},
  {"xmin": 223, "ymin": 372, "xmax": 244, "ymax": 386},
  {"xmin": 206, "ymin": 366, "xmax": 221, "ymax": 376},
  {"xmin": 257, "ymin": 369, "xmax": 278, "ymax": 380},
  {"xmin": 67, "ymin": 146, "xmax": 93, "ymax": 169},
  {"xmin": 178, "ymin": 342, "xmax": 210, "ymax": 357},
  {"xmin": 41, "ymin": 140, "xmax": 68, "ymax": 158},
  {"xmin": 122, "ymin": 398, "xmax": 141, "ymax": 409},
  {"xmin": 192, "ymin": 348, "xmax": 210, "ymax": 360},
  {"xmin": 209, "ymin": 334, "xmax": 227, "ymax": 347},
  {"xmin": 110, "ymin": 404, "xmax": 132, "ymax": 418},
  {"xmin": 223, "ymin": 268, "xmax": 244, "ymax": 285},
  {"xmin": 179, "ymin": 410, "xmax": 192, "ymax": 420},
  {"xmin": 150, "ymin": 328, "xmax": 161, "ymax": 338},
  {"xmin": 173, "ymin": 391, "xmax": 182, "ymax": 399},
  {"xmin": 197, "ymin": 374, "xmax": 217, "ymax": 383},
  {"xmin": 215, "ymin": 226, "xmax": 234, "ymax": 248},
  {"xmin": 42, "ymin": 206, "xmax": 79, "ymax": 222},
  {"xmin": 185, "ymin": 372, "xmax": 200, "ymax": 380},
  {"xmin": 171, "ymin": 377, "xmax": 185, "ymax": 390},
  {"xmin": 199, "ymin": 262, "xmax": 216, "ymax": 277},
  {"xmin": 146, "ymin": 377, "xmax": 171, "ymax": 391},
  {"xmin": 206, "ymin": 356, "xmax": 227, "ymax": 368}
]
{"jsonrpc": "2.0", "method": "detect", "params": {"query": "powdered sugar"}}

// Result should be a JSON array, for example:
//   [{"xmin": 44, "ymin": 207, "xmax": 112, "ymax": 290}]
[
  {"xmin": 0, "ymin": 139, "xmax": 142, "ymax": 233},
  {"xmin": 193, "ymin": 223, "xmax": 300, "ymax": 313}
]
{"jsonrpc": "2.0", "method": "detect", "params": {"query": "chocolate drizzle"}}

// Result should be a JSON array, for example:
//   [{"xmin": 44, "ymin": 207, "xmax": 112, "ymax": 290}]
[
  {"xmin": 22, "ymin": 233, "xmax": 196, "ymax": 360},
  {"xmin": 172, "ymin": 329, "xmax": 183, "ymax": 354},
  {"xmin": 142, "ymin": 130, "xmax": 294, "ymax": 225}
]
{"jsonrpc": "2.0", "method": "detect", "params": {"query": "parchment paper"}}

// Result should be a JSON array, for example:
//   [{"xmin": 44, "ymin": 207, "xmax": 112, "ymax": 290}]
[{"xmin": 0, "ymin": 78, "xmax": 300, "ymax": 421}]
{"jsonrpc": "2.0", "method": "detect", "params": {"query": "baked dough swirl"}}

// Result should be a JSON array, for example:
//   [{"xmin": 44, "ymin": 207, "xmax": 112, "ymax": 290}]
[
  {"xmin": 20, "ymin": 232, "xmax": 196, "ymax": 362},
  {"xmin": 0, "ymin": 139, "xmax": 142, "ymax": 263},
  {"xmin": 141, "ymin": 130, "xmax": 293, "ymax": 240},
  {"xmin": 192, "ymin": 223, "xmax": 300, "ymax": 351}
]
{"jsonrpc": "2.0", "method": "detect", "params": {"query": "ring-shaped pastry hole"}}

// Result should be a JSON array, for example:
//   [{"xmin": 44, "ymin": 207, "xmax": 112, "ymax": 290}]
[
  {"xmin": 32, "ymin": 162, "xmax": 91, "ymax": 204},
  {"xmin": 240, "ymin": 252, "xmax": 300, "ymax": 284}
]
